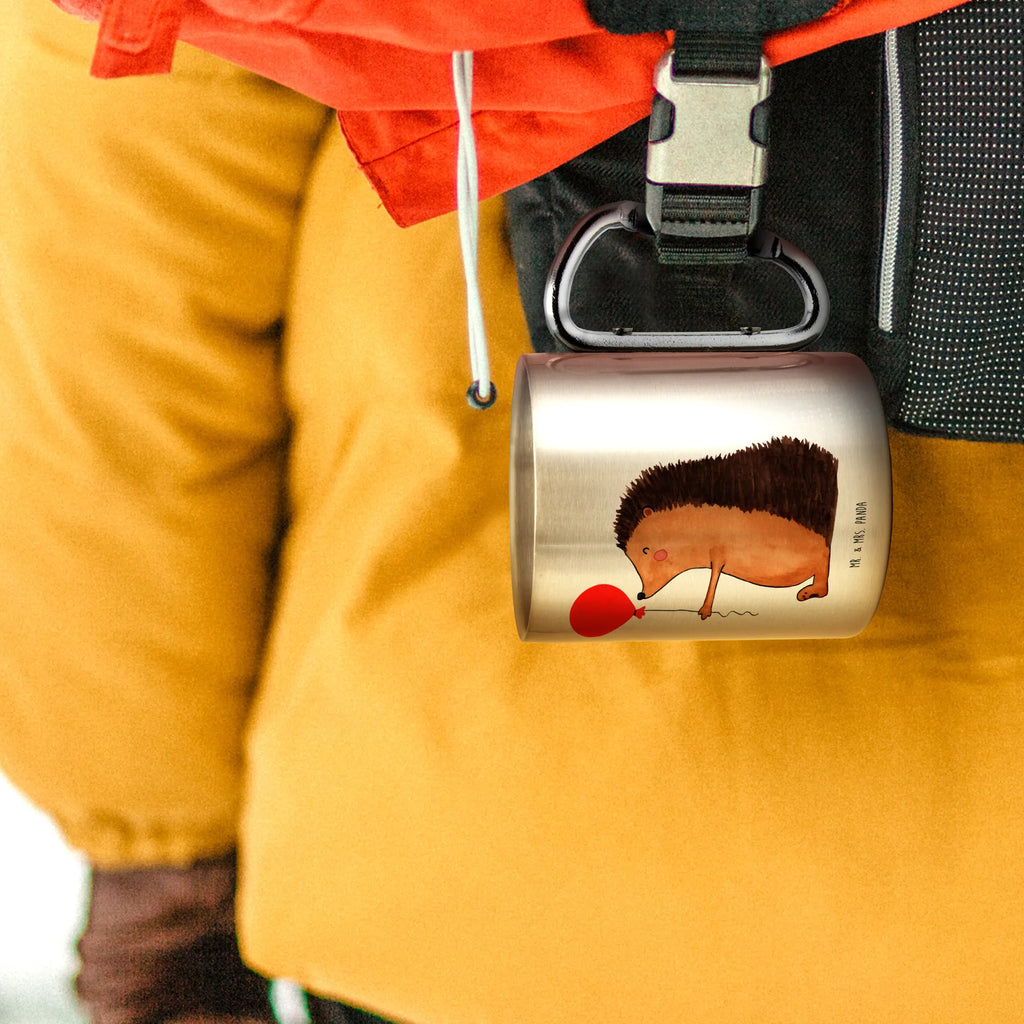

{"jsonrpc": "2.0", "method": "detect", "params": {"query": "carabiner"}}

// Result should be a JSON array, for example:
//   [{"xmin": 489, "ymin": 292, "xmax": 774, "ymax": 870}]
[{"xmin": 543, "ymin": 201, "xmax": 829, "ymax": 353}]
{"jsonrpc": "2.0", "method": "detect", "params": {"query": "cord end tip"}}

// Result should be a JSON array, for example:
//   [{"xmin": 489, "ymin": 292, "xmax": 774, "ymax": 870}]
[{"xmin": 466, "ymin": 381, "xmax": 497, "ymax": 410}]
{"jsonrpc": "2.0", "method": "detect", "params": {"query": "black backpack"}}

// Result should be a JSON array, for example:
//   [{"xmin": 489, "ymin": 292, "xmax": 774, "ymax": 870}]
[{"xmin": 507, "ymin": 0, "xmax": 1024, "ymax": 443}]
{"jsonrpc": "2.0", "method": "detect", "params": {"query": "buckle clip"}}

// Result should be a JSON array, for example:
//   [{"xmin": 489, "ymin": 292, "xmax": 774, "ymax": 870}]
[{"xmin": 645, "ymin": 50, "xmax": 772, "ymax": 242}]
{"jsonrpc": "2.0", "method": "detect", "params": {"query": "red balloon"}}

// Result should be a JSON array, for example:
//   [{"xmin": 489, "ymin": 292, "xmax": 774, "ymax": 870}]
[{"xmin": 570, "ymin": 584, "xmax": 646, "ymax": 637}]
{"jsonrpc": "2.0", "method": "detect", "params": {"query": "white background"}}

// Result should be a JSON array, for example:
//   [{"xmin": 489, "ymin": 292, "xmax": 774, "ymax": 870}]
[{"xmin": 0, "ymin": 770, "xmax": 86, "ymax": 1024}]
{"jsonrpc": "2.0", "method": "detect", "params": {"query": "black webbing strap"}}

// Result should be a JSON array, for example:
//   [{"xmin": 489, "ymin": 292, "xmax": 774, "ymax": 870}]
[
  {"xmin": 582, "ymin": 0, "xmax": 835, "ymax": 37},
  {"xmin": 649, "ymin": 31, "xmax": 767, "ymax": 265},
  {"xmin": 655, "ymin": 189, "xmax": 754, "ymax": 264},
  {"xmin": 671, "ymin": 31, "xmax": 761, "ymax": 77}
]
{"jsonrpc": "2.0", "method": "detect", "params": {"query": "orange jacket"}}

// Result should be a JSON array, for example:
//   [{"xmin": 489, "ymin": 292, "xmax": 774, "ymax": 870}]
[{"xmin": 58, "ymin": 0, "xmax": 973, "ymax": 224}]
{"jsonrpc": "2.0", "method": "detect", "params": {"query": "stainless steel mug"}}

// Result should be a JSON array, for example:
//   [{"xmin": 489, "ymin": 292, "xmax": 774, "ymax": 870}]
[{"xmin": 509, "ymin": 350, "xmax": 891, "ymax": 641}]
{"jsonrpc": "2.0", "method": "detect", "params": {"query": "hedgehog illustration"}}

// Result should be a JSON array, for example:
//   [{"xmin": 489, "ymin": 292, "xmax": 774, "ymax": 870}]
[{"xmin": 614, "ymin": 437, "xmax": 839, "ymax": 619}]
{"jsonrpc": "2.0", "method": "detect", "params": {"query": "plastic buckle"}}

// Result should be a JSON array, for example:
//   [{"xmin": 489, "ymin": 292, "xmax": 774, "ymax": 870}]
[{"xmin": 645, "ymin": 50, "xmax": 772, "ymax": 239}]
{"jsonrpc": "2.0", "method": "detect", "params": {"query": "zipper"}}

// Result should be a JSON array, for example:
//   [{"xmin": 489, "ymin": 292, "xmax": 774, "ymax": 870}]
[{"xmin": 877, "ymin": 27, "xmax": 904, "ymax": 334}]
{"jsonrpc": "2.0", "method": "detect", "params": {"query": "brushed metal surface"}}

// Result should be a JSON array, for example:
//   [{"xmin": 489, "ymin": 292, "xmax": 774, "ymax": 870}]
[
  {"xmin": 510, "ymin": 351, "xmax": 892, "ymax": 642},
  {"xmin": 646, "ymin": 52, "xmax": 771, "ymax": 189}
]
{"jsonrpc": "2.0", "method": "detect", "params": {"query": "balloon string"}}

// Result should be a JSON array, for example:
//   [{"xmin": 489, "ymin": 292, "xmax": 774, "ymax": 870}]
[{"xmin": 645, "ymin": 608, "xmax": 759, "ymax": 618}]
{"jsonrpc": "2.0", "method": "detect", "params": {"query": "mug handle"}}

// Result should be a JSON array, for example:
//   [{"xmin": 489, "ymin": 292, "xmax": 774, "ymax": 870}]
[{"xmin": 543, "ymin": 201, "xmax": 829, "ymax": 353}]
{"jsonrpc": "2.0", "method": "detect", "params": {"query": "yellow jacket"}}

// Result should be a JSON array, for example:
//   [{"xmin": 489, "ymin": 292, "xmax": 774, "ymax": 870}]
[{"xmin": 1, "ymin": 4, "xmax": 1022, "ymax": 1023}]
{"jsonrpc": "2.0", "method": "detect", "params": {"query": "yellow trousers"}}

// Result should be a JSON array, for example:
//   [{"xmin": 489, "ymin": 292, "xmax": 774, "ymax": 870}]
[{"xmin": 2, "ymin": 4, "xmax": 1024, "ymax": 1023}]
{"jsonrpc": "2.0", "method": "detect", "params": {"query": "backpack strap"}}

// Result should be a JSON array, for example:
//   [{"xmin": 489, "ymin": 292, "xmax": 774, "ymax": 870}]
[
  {"xmin": 647, "ymin": 32, "xmax": 771, "ymax": 264},
  {"xmin": 582, "ymin": 0, "xmax": 839, "ymax": 34},
  {"xmin": 585, "ymin": 2, "xmax": 834, "ymax": 265}
]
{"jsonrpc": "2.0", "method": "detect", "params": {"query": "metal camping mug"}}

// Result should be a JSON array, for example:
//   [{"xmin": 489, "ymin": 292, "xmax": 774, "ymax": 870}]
[
  {"xmin": 509, "ymin": 351, "xmax": 892, "ymax": 641},
  {"xmin": 509, "ymin": 204, "xmax": 892, "ymax": 642}
]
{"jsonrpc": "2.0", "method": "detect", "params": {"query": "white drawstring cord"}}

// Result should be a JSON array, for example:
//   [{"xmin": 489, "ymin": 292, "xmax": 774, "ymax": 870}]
[{"xmin": 452, "ymin": 51, "xmax": 496, "ymax": 409}]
